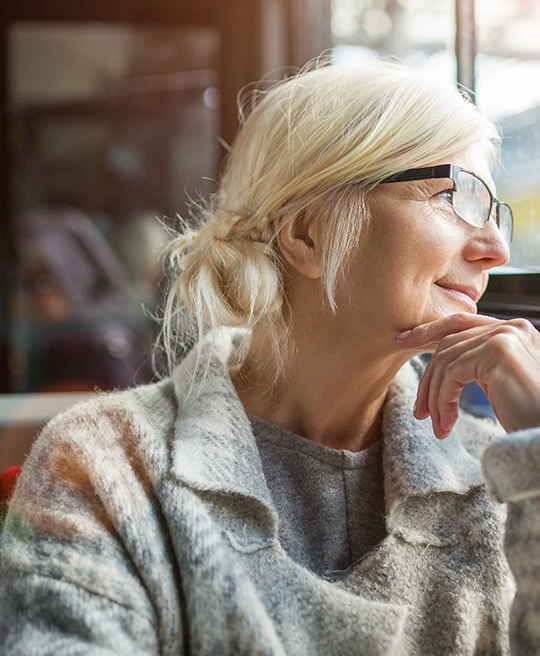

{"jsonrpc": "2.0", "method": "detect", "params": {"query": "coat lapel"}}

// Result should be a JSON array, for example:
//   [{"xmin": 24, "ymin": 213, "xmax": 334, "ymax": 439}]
[
  {"xmin": 170, "ymin": 330, "xmax": 278, "ymax": 542},
  {"xmin": 382, "ymin": 360, "xmax": 503, "ymax": 542}
]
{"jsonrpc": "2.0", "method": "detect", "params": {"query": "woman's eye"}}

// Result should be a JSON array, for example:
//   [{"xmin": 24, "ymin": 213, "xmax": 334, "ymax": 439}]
[{"xmin": 436, "ymin": 189, "xmax": 453, "ymax": 204}]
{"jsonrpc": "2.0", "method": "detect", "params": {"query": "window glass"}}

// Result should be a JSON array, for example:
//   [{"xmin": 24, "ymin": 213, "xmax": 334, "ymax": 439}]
[
  {"xmin": 475, "ymin": 0, "xmax": 540, "ymax": 271},
  {"xmin": 331, "ymin": 0, "xmax": 455, "ymax": 82},
  {"xmin": 331, "ymin": 0, "xmax": 540, "ymax": 271},
  {"xmin": 6, "ymin": 23, "xmax": 220, "ymax": 393}
]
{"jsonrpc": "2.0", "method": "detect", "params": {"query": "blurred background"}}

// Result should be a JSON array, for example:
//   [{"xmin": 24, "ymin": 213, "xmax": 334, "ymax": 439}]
[{"xmin": 0, "ymin": 0, "xmax": 539, "ymax": 469}]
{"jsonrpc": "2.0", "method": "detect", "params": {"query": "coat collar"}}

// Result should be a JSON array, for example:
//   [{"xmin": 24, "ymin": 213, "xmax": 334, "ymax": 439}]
[
  {"xmin": 170, "ymin": 330, "xmax": 493, "ymax": 541},
  {"xmin": 382, "ymin": 360, "xmax": 486, "ymax": 513},
  {"xmin": 170, "ymin": 330, "xmax": 278, "ymax": 540}
]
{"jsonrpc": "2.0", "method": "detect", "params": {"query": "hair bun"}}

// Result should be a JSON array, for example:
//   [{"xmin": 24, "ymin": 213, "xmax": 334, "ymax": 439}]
[{"xmin": 167, "ymin": 208, "xmax": 282, "ymax": 331}]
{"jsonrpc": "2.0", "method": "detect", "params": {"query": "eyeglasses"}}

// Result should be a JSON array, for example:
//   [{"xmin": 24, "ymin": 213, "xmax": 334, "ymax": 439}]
[{"xmin": 381, "ymin": 164, "xmax": 513, "ymax": 244}]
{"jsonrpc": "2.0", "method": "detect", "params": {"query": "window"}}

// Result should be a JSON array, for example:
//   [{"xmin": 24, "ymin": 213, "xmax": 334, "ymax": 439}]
[
  {"xmin": 3, "ymin": 23, "xmax": 220, "ymax": 394},
  {"xmin": 331, "ymin": 0, "xmax": 540, "ymax": 324}
]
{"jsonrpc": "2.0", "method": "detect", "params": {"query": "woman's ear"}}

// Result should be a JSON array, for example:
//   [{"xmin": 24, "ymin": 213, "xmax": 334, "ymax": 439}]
[{"xmin": 274, "ymin": 207, "xmax": 322, "ymax": 280}]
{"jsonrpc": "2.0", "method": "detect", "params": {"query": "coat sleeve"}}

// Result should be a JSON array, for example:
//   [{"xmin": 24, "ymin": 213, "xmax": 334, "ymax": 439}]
[
  {"xmin": 482, "ymin": 429, "xmax": 540, "ymax": 656},
  {"xmin": 0, "ymin": 568, "xmax": 157, "ymax": 656},
  {"xmin": 0, "ymin": 398, "xmax": 182, "ymax": 656}
]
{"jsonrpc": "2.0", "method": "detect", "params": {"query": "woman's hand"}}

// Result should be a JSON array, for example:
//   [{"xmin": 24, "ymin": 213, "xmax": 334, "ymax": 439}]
[{"xmin": 396, "ymin": 313, "xmax": 540, "ymax": 439}]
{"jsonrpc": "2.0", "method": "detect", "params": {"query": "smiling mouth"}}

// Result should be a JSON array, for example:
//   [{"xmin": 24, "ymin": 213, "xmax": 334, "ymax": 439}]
[{"xmin": 435, "ymin": 283, "xmax": 481, "ymax": 309}]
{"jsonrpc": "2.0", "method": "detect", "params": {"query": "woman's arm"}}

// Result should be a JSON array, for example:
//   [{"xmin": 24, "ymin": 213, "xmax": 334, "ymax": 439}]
[
  {"xmin": 397, "ymin": 313, "xmax": 540, "ymax": 654},
  {"xmin": 482, "ymin": 430, "xmax": 540, "ymax": 655},
  {"xmin": 0, "ymin": 567, "xmax": 158, "ymax": 656}
]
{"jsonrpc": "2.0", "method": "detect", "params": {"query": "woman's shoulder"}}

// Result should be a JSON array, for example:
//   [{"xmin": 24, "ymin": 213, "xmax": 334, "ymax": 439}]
[
  {"xmin": 40, "ymin": 378, "xmax": 178, "ymax": 447},
  {"xmin": 2, "ymin": 379, "xmax": 184, "ymax": 626},
  {"xmin": 14, "ymin": 379, "xmax": 181, "ymax": 506}
]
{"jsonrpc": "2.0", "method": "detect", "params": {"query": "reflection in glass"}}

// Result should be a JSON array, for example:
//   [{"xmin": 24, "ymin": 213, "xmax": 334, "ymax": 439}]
[
  {"xmin": 6, "ymin": 23, "xmax": 221, "ymax": 392},
  {"xmin": 331, "ymin": 0, "xmax": 540, "ymax": 270}
]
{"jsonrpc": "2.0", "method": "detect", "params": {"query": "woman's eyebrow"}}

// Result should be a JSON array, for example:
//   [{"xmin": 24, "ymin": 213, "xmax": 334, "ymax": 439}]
[{"xmin": 407, "ymin": 177, "xmax": 454, "ymax": 194}]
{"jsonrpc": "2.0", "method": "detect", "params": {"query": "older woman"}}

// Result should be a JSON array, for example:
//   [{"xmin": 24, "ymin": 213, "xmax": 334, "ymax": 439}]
[{"xmin": 2, "ymin": 61, "xmax": 540, "ymax": 656}]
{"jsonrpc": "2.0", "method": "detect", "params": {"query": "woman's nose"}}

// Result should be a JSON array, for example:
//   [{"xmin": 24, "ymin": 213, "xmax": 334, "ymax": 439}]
[{"xmin": 464, "ymin": 217, "xmax": 511, "ymax": 269}]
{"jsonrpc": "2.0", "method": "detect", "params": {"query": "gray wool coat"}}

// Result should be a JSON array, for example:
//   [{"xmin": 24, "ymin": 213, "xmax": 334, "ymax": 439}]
[{"xmin": 1, "ymin": 330, "xmax": 540, "ymax": 656}]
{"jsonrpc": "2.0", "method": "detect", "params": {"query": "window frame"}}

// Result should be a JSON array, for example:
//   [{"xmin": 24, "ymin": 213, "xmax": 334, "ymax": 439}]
[{"xmin": 454, "ymin": 0, "xmax": 540, "ymax": 323}]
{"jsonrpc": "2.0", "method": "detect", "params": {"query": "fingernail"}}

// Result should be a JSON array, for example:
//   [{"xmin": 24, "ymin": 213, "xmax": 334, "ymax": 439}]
[
  {"xmin": 395, "ymin": 330, "xmax": 412, "ymax": 343},
  {"xmin": 413, "ymin": 399, "xmax": 418, "ymax": 415}
]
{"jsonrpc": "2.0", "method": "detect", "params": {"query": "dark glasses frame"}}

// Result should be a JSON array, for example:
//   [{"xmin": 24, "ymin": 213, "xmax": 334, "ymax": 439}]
[{"xmin": 380, "ymin": 164, "xmax": 513, "ymax": 242}]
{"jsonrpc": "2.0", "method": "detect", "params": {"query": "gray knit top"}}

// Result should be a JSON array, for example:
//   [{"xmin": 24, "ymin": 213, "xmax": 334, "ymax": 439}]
[{"xmin": 250, "ymin": 415, "xmax": 386, "ymax": 577}]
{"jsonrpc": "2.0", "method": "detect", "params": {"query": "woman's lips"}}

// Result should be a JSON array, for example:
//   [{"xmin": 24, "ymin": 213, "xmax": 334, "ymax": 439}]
[{"xmin": 435, "ymin": 282, "xmax": 481, "ymax": 310}]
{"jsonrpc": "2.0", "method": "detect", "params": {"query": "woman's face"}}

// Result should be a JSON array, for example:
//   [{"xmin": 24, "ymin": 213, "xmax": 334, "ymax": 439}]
[{"xmin": 336, "ymin": 149, "xmax": 510, "ymax": 342}]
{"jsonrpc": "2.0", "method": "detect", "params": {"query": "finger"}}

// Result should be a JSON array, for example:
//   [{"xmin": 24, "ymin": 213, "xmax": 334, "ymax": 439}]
[
  {"xmin": 426, "ymin": 362, "xmax": 443, "ymax": 437},
  {"xmin": 414, "ymin": 357, "xmax": 434, "ymax": 421},
  {"xmin": 414, "ymin": 318, "xmax": 540, "ymax": 437},
  {"xmin": 434, "ymin": 346, "xmax": 485, "ymax": 438},
  {"xmin": 418, "ymin": 348, "xmax": 473, "ymax": 439},
  {"xmin": 433, "ymin": 317, "xmax": 540, "ymax": 357},
  {"xmin": 426, "ymin": 355, "xmax": 455, "ymax": 439},
  {"xmin": 395, "ymin": 313, "xmax": 503, "ymax": 350},
  {"xmin": 414, "ymin": 329, "xmax": 499, "ymax": 434},
  {"xmin": 418, "ymin": 326, "xmax": 519, "ymax": 436},
  {"xmin": 414, "ymin": 328, "xmax": 486, "ymax": 422}
]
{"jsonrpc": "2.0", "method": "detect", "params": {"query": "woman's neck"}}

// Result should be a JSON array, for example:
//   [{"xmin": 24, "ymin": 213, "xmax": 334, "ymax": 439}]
[{"xmin": 231, "ymin": 326, "xmax": 411, "ymax": 452}]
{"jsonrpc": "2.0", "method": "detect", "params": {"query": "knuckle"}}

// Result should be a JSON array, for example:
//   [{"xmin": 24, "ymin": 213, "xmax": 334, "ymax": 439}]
[
  {"xmin": 445, "ymin": 358, "xmax": 461, "ymax": 376},
  {"xmin": 434, "ymin": 340, "xmax": 462, "ymax": 363},
  {"xmin": 508, "ymin": 317, "xmax": 536, "ymax": 335},
  {"xmin": 455, "ymin": 313, "xmax": 472, "ymax": 328},
  {"xmin": 436, "ymin": 334, "xmax": 457, "ymax": 352},
  {"xmin": 444, "ymin": 359, "xmax": 469, "ymax": 388},
  {"xmin": 486, "ymin": 332, "xmax": 517, "ymax": 358}
]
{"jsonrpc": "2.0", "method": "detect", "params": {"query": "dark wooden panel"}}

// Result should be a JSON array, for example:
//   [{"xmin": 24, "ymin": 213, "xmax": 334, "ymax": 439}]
[
  {"xmin": 218, "ymin": 0, "xmax": 331, "ymax": 155},
  {"xmin": 218, "ymin": 0, "xmax": 264, "ymax": 152},
  {"xmin": 0, "ymin": 27, "xmax": 13, "ymax": 262},
  {"xmin": 1, "ymin": 0, "xmax": 220, "ymax": 26},
  {"xmin": 478, "ymin": 273, "xmax": 540, "ymax": 329},
  {"xmin": 0, "ymin": 26, "xmax": 17, "ymax": 392},
  {"xmin": 289, "ymin": 0, "xmax": 332, "ymax": 69},
  {"xmin": 1, "ymin": 0, "xmax": 332, "ymax": 164}
]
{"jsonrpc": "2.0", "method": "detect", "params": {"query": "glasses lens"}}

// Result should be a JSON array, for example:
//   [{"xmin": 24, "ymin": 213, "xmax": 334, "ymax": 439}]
[
  {"xmin": 454, "ymin": 170, "xmax": 492, "ymax": 227},
  {"xmin": 498, "ymin": 203, "xmax": 514, "ymax": 244}
]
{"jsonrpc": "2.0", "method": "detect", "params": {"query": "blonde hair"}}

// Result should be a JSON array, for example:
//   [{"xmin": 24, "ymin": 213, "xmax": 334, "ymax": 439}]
[{"xmin": 160, "ymin": 60, "xmax": 500, "ymax": 375}]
